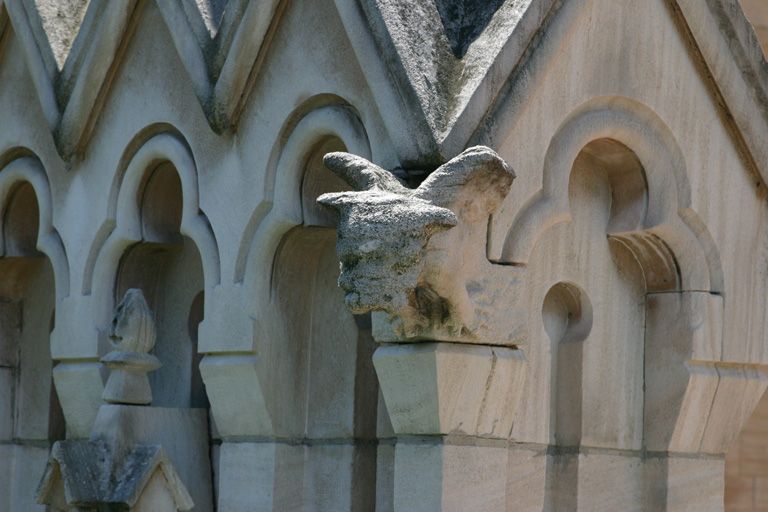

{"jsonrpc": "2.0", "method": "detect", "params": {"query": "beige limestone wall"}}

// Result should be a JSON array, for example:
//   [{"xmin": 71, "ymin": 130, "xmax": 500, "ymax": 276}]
[
  {"xmin": 0, "ymin": 0, "xmax": 766, "ymax": 509},
  {"xmin": 705, "ymin": 4, "xmax": 767, "ymax": 508},
  {"xmin": 726, "ymin": 391, "xmax": 768, "ymax": 511}
]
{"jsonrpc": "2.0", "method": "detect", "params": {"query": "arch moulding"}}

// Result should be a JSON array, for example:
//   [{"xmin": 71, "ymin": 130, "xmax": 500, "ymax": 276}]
[{"xmin": 0, "ymin": 152, "xmax": 70, "ymax": 300}]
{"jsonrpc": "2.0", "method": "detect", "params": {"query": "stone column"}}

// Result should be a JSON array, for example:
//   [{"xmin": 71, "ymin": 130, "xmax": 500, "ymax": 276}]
[
  {"xmin": 374, "ymin": 342, "xmax": 525, "ymax": 512},
  {"xmin": 199, "ymin": 278, "xmax": 378, "ymax": 511},
  {"xmin": 318, "ymin": 146, "xmax": 527, "ymax": 511},
  {"xmin": 196, "ymin": 284, "xmax": 276, "ymax": 510}
]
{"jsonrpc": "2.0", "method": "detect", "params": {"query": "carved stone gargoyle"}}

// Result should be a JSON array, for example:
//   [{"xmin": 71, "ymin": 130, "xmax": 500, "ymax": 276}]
[{"xmin": 318, "ymin": 146, "xmax": 515, "ymax": 341}]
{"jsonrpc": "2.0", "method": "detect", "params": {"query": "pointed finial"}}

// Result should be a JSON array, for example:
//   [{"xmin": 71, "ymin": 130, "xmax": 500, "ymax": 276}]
[{"xmin": 100, "ymin": 289, "xmax": 161, "ymax": 405}]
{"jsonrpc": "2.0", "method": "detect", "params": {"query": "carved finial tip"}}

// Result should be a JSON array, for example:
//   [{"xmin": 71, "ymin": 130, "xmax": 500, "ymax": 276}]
[
  {"xmin": 110, "ymin": 288, "xmax": 156, "ymax": 354},
  {"xmin": 101, "ymin": 288, "xmax": 160, "ymax": 405}
]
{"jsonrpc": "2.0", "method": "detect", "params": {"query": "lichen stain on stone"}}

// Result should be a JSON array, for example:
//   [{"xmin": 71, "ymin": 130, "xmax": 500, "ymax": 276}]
[{"xmin": 412, "ymin": 284, "xmax": 451, "ymax": 325}]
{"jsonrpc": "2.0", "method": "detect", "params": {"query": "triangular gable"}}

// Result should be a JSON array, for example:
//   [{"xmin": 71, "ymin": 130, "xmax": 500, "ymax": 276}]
[
  {"xmin": 37, "ymin": 440, "xmax": 193, "ymax": 510},
  {"xmin": 0, "ymin": 0, "xmax": 284, "ymax": 158},
  {"xmin": 673, "ymin": 0, "xmax": 768, "ymax": 183},
  {"xmin": 0, "ymin": 0, "xmax": 764, "ymax": 170},
  {"xmin": 340, "ymin": 0, "xmax": 559, "ymax": 163},
  {"xmin": 335, "ymin": 0, "xmax": 767, "ymax": 171}
]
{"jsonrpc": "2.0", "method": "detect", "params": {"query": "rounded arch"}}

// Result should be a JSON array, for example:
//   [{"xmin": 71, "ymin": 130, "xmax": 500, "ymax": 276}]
[
  {"xmin": 0, "ymin": 151, "xmax": 65, "ymax": 491},
  {"xmin": 240, "ymin": 101, "xmax": 381, "ymax": 499},
  {"xmin": 85, "ymin": 131, "xmax": 220, "ymax": 332},
  {"xmin": 234, "ymin": 94, "xmax": 372, "ymax": 283},
  {"xmin": 502, "ymin": 96, "xmax": 722, "ymax": 293},
  {"xmin": 84, "ymin": 131, "xmax": 220, "ymax": 296},
  {"xmin": 0, "ymin": 152, "xmax": 70, "ymax": 299}
]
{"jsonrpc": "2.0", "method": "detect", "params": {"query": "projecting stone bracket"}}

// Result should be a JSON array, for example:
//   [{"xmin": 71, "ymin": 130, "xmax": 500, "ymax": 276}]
[
  {"xmin": 644, "ymin": 291, "xmax": 768, "ymax": 455},
  {"xmin": 374, "ymin": 342, "xmax": 526, "ymax": 436},
  {"xmin": 318, "ymin": 146, "xmax": 515, "ymax": 343}
]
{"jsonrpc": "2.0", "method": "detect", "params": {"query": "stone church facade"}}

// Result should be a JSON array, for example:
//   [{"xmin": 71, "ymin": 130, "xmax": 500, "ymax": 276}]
[{"xmin": 0, "ymin": 0, "xmax": 767, "ymax": 510}]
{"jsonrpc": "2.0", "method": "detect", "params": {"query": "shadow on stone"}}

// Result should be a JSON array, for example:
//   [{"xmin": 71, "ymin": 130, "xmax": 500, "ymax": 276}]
[{"xmin": 434, "ymin": 0, "xmax": 506, "ymax": 58}]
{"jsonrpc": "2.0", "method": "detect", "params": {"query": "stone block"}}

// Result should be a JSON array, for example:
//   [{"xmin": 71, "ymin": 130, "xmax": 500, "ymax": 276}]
[
  {"xmin": 540, "ymin": 450, "xmax": 725, "ymax": 511},
  {"xmin": 649, "ymin": 361, "xmax": 719, "ymax": 452},
  {"xmin": 3, "ymin": 444, "xmax": 48, "ymax": 512},
  {"xmin": 505, "ymin": 446, "xmax": 547, "ymax": 511},
  {"xmin": 376, "ymin": 389, "xmax": 395, "ymax": 438},
  {"xmin": 52, "ymin": 360, "xmax": 104, "ymax": 438},
  {"xmin": 393, "ymin": 440, "xmax": 508, "ymax": 512},
  {"xmin": 373, "ymin": 342, "xmax": 525, "ymax": 436},
  {"xmin": 575, "ymin": 452, "xmax": 644, "ymax": 511},
  {"xmin": 50, "ymin": 296, "xmax": 100, "ymax": 359},
  {"xmin": 198, "ymin": 284, "xmax": 253, "ymax": 353},
  {"xmin": 644, "ymin": 293, "xmax": 768, "ymax": 454},
  {"xmin": 304, "ymin": 444, "xmax": 356, "ymax": 511},
  {"xmin": 0, "ymin": 445, "xmax": 11, "ymax": 511},
  {"xmin": 217, "ymin": 443, "xmax": 280, "ymax": 512},
  {"xmin": 701, "ymin": 364, "xmax": 768, "ymax": 454},
  {"xmin": 15, "ymin": 362, "xmax": 54, "ymax": 443},
  {"xmin": 662, "ymin": 456, "xmax": 724, "ymax": 511},
  {"xmin": 217, "ymin": 443, "xmax": 282, "ymax": 512},
  {"xmin": 304, "ymin": 326, "xmax": 357, "ymax": 438},
  {"xmin": 376, "ymin": 443, "xmax": 395, "ymax": 512},
  {"xmin": 217, "ymin": 441, "xmax": 375, "ymax": 512},
  {"xmin": 199, "ymin": 354, "xmax": 272, "ymax": 437}
]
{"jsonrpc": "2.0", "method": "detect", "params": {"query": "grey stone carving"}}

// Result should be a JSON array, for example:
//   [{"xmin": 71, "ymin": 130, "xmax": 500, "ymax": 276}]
[
  {"xmin": 101, "ymin": 289, "xmax": 161, "ymax": 405},
  {"xmin": 37, "ymin": 439, "xmax": 194, "ymax": 511},
  {"xmin": 318, "ymin": 146, "xmax": 514, "ymax": 340}
]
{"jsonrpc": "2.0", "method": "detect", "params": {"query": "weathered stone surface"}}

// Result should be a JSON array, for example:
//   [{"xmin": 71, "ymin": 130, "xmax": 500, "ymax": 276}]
[
  {"xmin": 392, "ymin": 440, "xmax": 508, "ymax": 512},
  {"xmin": 33, "ymin": 0, "xmax": 90, "ymax": 69},
  {"xmin": 92, "ymin": 405, "xmax": 213, "ymax": 511},
  {"xmin": 101, "ymin": 289, "xmax": 162, "ymax": 405},
  {"xmin": 38, "ymin": 404, "xmax": 211, "ymax": 511},
  {"xmin": 0, "ymin": 0, "xmax": 765, "ymax": 509},
  {"xmin": 37, "ymin": 440, "xmax": 193, "ymax": 510},
  {"xmin": 319, "ymin": 146, "xmax": 515, "ymax": 342},
  {"xmin": 372, "ymin": 342, "xmax": 525, "ymax": 436}
]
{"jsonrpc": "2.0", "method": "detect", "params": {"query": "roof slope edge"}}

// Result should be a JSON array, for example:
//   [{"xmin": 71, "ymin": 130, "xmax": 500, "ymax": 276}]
[{"xmin": 674, "ymin": 0, "xmax": 768, "ymax": 182}]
